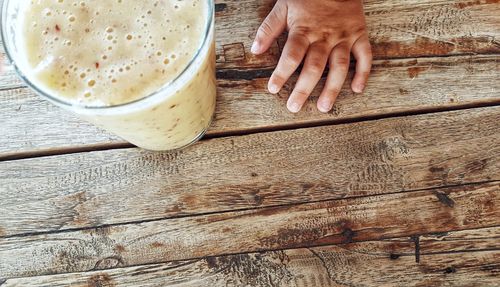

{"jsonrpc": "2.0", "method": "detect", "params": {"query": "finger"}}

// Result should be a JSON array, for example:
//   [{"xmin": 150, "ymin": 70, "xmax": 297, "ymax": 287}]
[
  {"xmin": 351, "ymin": 35, "xmax": 372, "ymax": 93},
  {"xmin": 287, "ymin": 41, "xmax": 331, "ymax": 113},
  {"xmin": 268, "ymin": 32, "xmax": 309, "ymax": 94},
  {"xmin": 251, "ymin": 3, "xmax": 287, "ymax": 55},
  {"xmin": 317, "ymin": 43, "xmax": 351, "ymax": 113}
]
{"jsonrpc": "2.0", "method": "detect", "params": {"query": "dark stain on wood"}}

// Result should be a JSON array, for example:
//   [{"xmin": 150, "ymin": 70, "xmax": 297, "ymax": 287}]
[
  {"xmin": 456, "ymin": 0, "xmax": 481, "ymax": 9},
  {"xmin": 301, "ymin": 183, "xmax": 315, "ymax": 191},
  {"xmin": 456, "ymin": 0, "xmax": 498, "ymax": 9},
  {"xmin": 434, "ymin": 192, "xmax": 456, "ymax": 208},
  {"xmin": 251, "ymin": 172, "xmax": 259, "ymax": 177},
  {"xmin": 214, "ymin": 3, "xmax": 227, "ymax": 13},
  {"xmin": 341, "ymin": 228, "xmax": 356, "ymax": 244},
  {"xmin": 407, "ymin": 67, "xmax": 427, "ymax": 78},
  {"xmin": 114, "ymin": 244, "xmax": 126, "ymax": 253},
  {"xmin": 444, "ymin": 266, "xmax": 457, "ymax": 274},
  {"xmin": 412, "ymin": 235, "xmax": 421, "ymax": 263},
  {"xmin": 205, "ymin": 256, "xmax": 217, "ymax": 269},
  {"xmin": 465, "ymin": 159, "xmax": 488, "ymax": 173},
  {"xmin": 181, "ymin": 194, "xmax": 197, "ymax": 206},
  {"xmin": 390, "ymin": 253, "xmax": 401, "ymax": 260},
  {"xmin": 166, "ymin": 204, "xmax": 183, "ymax": 213},
  {"xmin": 223, "ymin": 43, "xmax": 246, "ymax": 62},
  {"xmin": 429, "ymin": 166, "xmax": 446, "ymax": 173},
  {"xmin": 428, "ymin": 231, "xmax": 449, "ymax": 238},
  {"xmin": 372, "ymin": 36, "xmax": 458, "ymax": 59},
  {"xmin": 86, "ymin": 273, "xmax": 115, "ymax": 287},
  {"xmin": 151, "ymin": 242, "xmax": 166, "ymax": 248},
  {"xmin": 252, "ymin": 206, "xmax": 284, "ymax": 218},
  {"xmin": 217, "ymin": 81, "xmax": 244, "ymax": 88},
  {"xmin": 399, "ymin": 88, "xmax": 410, "ymax": 95},
  {"xmin": 253, "ymin": 193, "xmax": 264, "ymax": 206}
]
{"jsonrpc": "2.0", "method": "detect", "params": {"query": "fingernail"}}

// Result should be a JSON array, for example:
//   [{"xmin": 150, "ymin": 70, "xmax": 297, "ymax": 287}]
[
  {"xmin": 287, "ymin": 101, "xmax": 301, "ymax": 113},
  {"xmin": 318, "ymin": 100, "xmax": 332, "ymax": 113},
  {"xmin": 354, "ymin": 84, "xmax": 365, "ymax": 93},
  {"xmin": 268, "ymin": 83, "xmax": 280, "ymax": 94},
  {"xmin": 251, "ymin": 41, "xmax": 260, "ymax": 54}
]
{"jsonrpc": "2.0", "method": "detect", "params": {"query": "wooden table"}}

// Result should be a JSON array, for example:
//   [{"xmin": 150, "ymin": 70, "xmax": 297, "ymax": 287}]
[{"xmin": 1, "ymin": 0, "xmax": 499, "ymax": 286}]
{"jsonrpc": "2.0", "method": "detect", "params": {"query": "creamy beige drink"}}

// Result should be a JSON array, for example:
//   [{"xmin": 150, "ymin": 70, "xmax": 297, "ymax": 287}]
[{"xmin": 17, "ymin": 0, "xmax": 216, "ymax": 150}]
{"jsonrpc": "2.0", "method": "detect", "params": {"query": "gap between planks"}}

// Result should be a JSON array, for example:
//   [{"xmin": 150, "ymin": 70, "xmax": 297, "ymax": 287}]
[
  {"xmin": 1, "ymin": 179, "xmax": 497, "ymax": 240},
  {"xmin": 1, "ymin": 225, "xmax": 498, "ymax": 282},
  {"xmin": 2, "ymin": 100, "xmax": 500, "ymax": 162}
]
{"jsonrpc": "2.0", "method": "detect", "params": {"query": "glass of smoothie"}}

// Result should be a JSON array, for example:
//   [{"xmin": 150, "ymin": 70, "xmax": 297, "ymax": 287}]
[{"xmin": 1, "ymin": 0, "xmax": 216, "ymax": 151}]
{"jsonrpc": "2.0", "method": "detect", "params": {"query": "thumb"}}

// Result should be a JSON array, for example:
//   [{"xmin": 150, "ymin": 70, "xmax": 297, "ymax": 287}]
[{"xmin": 252, "ymin": 2, "xmax": 287, "ymax": 55}]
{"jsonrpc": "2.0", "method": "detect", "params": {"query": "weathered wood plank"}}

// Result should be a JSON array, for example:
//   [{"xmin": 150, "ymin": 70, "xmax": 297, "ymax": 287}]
[
  {"xmin": 3, "ymin": 228, "xmax": 498, "ymax": 286},
  {"xmin": 2, "ymin": 0, "xmax": 498, "ymax": 89},
  {"xmin": 0, "ymin": 182, "xmax": 498, "ymax": 280},
  {"xmin": 5, "ymin": 250, "xmax": 496, "ymax": 287},
  {"xmin": 365, "ymin": 0, "xmax": 500, "ymax": 59},
  {"xmin": 1, "ymin": 227, "xmax": 497, "ymax": 286},
  {"xmin": 1, "ymin": 55, "xmax": 499, "ymax": 157},
  {"xmin": 5, "ymin": 228, "xmax": 497, "ymax": 286},
  {"xmin": 1, "ymin": 107, "xmax": 499, "ymax": 237}
]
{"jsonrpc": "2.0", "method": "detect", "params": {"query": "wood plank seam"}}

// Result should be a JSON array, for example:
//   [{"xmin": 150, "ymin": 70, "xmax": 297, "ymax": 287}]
[
  {"xmin": 1, "ymin": 225, "xmax": 498, "ymax": 282},
  {"xmin": 2, "ymin": 100, "xmax": 500, "ymax": 162},
  {"xmin": 1, "ymin": 179, "xmax": 497, "ymax": 240}
]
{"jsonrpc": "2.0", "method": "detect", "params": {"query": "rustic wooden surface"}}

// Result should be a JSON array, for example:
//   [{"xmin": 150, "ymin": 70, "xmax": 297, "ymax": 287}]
[
  {"xmin": 0, "ymin": 0, "xmax": 499, "ymax": 286},
  {"xmin": 1, "ymin": 107, "xmax": 499, "ymax": 237},
  {"xmin": 3, "ymin": 227, "xmax": 499, "ymax": 287},
  {"xmin": 1, "ymin": 0, "xmax": 500, "ymax": 157}
]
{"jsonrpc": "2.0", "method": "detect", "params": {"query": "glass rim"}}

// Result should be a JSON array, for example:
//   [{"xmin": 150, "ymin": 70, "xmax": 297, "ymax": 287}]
[{"xmin": 1, "ymin": 0, "xmax": 215, "ymax": 111}]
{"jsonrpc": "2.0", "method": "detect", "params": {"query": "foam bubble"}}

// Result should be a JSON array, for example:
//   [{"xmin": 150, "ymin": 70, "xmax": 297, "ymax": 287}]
[{"xmin": 22, "ymin": 0, "xmax": 208, "ymax": 105}]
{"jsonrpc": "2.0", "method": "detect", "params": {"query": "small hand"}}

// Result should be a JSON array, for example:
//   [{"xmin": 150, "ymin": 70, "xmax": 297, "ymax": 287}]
[{"xmin": 252, "ymin": 0, "xmax": 373, "ymax": 113}]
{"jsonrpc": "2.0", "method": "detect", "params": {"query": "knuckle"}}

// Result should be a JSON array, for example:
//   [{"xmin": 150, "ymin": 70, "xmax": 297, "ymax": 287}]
[
  {"xmin": 335, "ymin": 56, "xmax": 350, "ymax": 67},
  {"xmin": 292, "ymin": 26, "xmax": 311, "ymax": 37},
  {"xmin": 292, "ymin": 89, "xmax": 310, "ymax": 99},
  {"xmin": 283, "ymin": 53, "xmax": 303, "ymax": 67},
  {"xmin": 326, "ymin": 88, "xmax": 341, "ymax": 97},
  {"xmin": 271, "ymin": 73, "xmax": 286, "ymax": 84},
  {"xmin": 306, "ymin": 61, "xmax": 325, "ymax": 74},
  {"xmin": 357, "ymin": 70, "xmax": 371, "ymax": 77}
]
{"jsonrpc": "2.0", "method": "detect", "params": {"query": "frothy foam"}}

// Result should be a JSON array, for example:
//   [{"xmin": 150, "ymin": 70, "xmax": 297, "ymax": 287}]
[{"xmin": 21, "ymin": 0, "xmax": 206, "ymax": 106}]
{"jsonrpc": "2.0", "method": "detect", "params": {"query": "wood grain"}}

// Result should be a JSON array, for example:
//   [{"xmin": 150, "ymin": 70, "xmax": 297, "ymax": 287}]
[
  {"xmin": 1, "ymin": 107, "xmax": 499, "ymax": 237},
  {"xmin": 3, "ymin": 227, "xmax": 498, "ymax": 286},
  {"xmin": 0, "ymin": 181, "xmax": 498, "ymax": 279},
  {"xmin": 2, "ymin": 0, "xmax": 498, "ymax": 89},
  {"xmin": 2, "ymin": 55, "xmax": 499, "ymax": 157}
]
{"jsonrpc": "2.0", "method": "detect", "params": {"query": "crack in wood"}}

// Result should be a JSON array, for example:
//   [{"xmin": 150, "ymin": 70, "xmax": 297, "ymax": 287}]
[
  {"xmin": 216, "ymin": 68, "xmax": 275, "ymax": 80},
  {"xmin": 306, "ymin": 248, "xmax": 340, "ymax": 286},
  {"xmin": 412, "ymin": 235, "xmax": 421, "ymax": 263}
]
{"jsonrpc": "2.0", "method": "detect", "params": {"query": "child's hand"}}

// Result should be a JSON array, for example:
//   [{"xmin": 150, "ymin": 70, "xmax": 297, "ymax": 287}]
[{"xmin": 252, "ymin": 0, "xmax": 372, "ymax": 113}]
